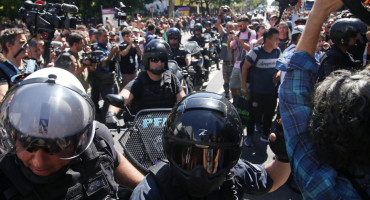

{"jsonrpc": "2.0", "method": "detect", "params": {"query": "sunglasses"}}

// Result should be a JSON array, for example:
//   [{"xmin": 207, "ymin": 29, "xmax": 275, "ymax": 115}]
[
  {"xmin": 150, "ymin": 57, "xmax": 166, "ymax": 63},
  {"xmin": 168, "ymin": 37, "xmax": 179, "ymax": 40}
]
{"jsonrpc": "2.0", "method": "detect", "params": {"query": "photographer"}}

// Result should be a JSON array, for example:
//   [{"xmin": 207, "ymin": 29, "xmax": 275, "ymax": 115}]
[
  {"xmin": 118, "ymin": 28, "xmax": 142, "ymax": 88},
  {"xmin": 90, "ymin": 28, "xmax": 120, "ymax": 122},
  {"xmin": 0, "ymin": 28, "xmax": 28, "ymax": 103},
  {"xmin": 67, "ymin": 32, "xmax": 95, "ymax": 92}
]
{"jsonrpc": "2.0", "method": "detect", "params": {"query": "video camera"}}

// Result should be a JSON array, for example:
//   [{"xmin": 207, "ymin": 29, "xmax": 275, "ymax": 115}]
[
  {"xmin": 19, "ymin": 1, "xmax": 79, "ymax": 40},
  {"xmin": 82, "ymin": 50, "xmax": 104, "ymax": 64},
  {"xmin": 276, "ymin": 0, "xmax": 298, "ymax": 8},
  {"xmin": 114, "ymin": 2, "xmax": 127, "ymax": 21}
]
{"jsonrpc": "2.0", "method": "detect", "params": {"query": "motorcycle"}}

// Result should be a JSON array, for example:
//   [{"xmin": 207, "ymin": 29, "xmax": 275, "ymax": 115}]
[
  {"xmin": 184, "ymin": 41, "xmax": 206, "ymax": 91},
  {"xmin": 105, "ymin": 94, "xmax": 171, "ymax": 174},
  {"xmin": 168, "ymin": 60, "xmax": 192, "ymax": 95},
  {"xmin": 203, "ymin": 33, "xmax": 220, "ymax": 70}
]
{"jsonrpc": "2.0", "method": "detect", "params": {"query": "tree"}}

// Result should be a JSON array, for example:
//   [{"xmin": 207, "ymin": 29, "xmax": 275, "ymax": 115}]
[{"xmin": 0, "ymin": 0, "xmax": 23, "ymax": 21}]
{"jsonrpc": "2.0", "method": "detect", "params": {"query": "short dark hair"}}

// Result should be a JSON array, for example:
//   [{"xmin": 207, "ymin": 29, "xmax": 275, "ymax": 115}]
[
  {"xmin": 0, "ymin": 28, "xmax": 25, "ymax": 53},
  {"xmin": 55, "ymin": 52, "xmax": 73, "ymax": 70},
  {"xmin": 263, "ymin": 28, "xmax": 279, "ymax": 43},
  {"xmin": 147, "ymin": 23, "xmax": 155, "ymax": 31},
  {"xmin": 237, "ymin": 15, "xmax": 250, "ymax": 24},
  {"xmin": 67, "ymin": 32, "xmax": 84, "ymax": 47},
  {"xmin": 310, "ymin": 69, "xmax": 370, "ymax": 174},
  {"xmin": 121, "ymin": 28, "xmax": 131, "ymax": 36},
  {"xmin": 95, "ymin": 28, "xmax": 108, "ymax": 38}
]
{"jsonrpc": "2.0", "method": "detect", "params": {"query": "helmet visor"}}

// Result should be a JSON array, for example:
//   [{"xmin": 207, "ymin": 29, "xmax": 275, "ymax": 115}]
[
  {"xmin": 168, "ymin": 142, "xmax": 234, "ymax": 176},
  {"xmin": 0, "ymin": 83, "xmax": 95, "ymax": 159}
]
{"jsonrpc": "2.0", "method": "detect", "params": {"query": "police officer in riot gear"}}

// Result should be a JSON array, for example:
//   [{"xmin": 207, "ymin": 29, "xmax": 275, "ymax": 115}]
[
  {"xmin": 167, "ymin": 27, "xmax": 191, "ymax": 68},
  {"xmin": 188, "ymin": 23, "xmax": 211, "ymax": 82},
  {"xmin": 317, "ymin": 18, "xmax": 366, "ymax": 82},
  {"xmin": 105, "ymin": 39, "xmax": 186, "ymax": 125},
  {"xmin": 204, "ymin": 21, "xmax": 216, "ymax": 38},
  {"xmin": 130, "ymin": 92, "xmax": 291, "ymax": 199},
  {"xmin": 0, "ymin": 68, "xmax": 144, "ymax": 200}
]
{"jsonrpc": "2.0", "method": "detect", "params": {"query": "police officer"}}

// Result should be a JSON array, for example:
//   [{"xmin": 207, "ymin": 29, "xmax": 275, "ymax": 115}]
[
  {"xmin": 204, "ymin": 21, "xmax": 215, "ymax": 38},
  {"xmin": 167, "ymin": 28, "xmax": 191, "ymax": 68},
  {"xmin": 188, "ymin": 23, "xmax": 211, "ymax": 82},
  {"xmin": 105, "ymin": 39, "xmax": 186, "ymax": 125},
  {"xmin": 0, "ymin": 68, "xmax": 144, "ymax": 199},
  {"xmin": 90, "ymin": 28, "xmax": 120, "ymax": 122},
  {"xmin": 317, "ymin": 18, "xmax": 366, "ymax": 82},
  {"xmin": 130, "ymin": 92, "xmax": 291, "ymax": 199}
]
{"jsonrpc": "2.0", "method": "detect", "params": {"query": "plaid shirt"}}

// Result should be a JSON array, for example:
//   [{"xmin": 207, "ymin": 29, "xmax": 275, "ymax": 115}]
[{"xmin": 277, "ymin": 51, "xmax": 364, "ymax": 199}]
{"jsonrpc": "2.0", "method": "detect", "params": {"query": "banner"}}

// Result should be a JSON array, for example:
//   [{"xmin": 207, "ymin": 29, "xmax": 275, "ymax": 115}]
[{"xmin": 177, "ymin": 7, "xmax": 189, "ymax": 16}]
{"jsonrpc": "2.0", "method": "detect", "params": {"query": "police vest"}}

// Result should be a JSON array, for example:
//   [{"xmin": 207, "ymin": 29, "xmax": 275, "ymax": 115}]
[
  {"xmin": 171, "ymin": 45, "xmax": 188, "ymax": 68},
  {"xmin": 132, "ymin": 71, "xmax": 177, "ymax": 114},
  {"xmin": 0, "ymin": 131, "xmax": 119, "ymax": 200},
  {"xmin": 148, "ymin": 161, "xmax": 238, "ymax": 200}
]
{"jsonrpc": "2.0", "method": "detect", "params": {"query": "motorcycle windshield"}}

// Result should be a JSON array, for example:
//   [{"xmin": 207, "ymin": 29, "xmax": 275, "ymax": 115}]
[
  {"xmin": 185, "ymin": 41, "xmax": 202, "ymax": 55},
  {"xmin": 203, "ymin": 33, "xmax": 212, "ymax": 40},
  {"xmin": 168, "ymin": 60, "xmax": 179, "ymax": 74}
]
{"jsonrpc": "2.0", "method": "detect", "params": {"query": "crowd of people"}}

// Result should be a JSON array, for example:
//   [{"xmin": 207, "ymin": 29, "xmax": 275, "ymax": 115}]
[{"xmin": 0, "ymin": 0, "xmax": 369, "ymax": 199}]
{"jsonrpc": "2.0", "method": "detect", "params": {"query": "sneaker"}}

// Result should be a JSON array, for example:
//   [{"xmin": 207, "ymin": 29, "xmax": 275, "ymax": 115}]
[
  {"xmin": 260, "ymin": 135, "xmax": 269, "ymax": 143},
  {"xmin": 244, "ymin": 135, "xmax": 254, "ymax": 147}
]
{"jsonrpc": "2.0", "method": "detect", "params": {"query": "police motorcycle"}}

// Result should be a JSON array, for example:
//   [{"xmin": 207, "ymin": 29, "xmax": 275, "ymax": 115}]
[
  {"xmin": 203, "ymin": 33, "xmax": 220, "ymax": 70},
  {"xmin": 184, "ymin": 41, "xmax": 206, "ymax": 91},
  {"xmin": 168, "ymin": 60, "xmax": 192, "ymax": 95},
  {"xmin": 105, "ymin": 94, "xmax": 170, "ymax": 174}
]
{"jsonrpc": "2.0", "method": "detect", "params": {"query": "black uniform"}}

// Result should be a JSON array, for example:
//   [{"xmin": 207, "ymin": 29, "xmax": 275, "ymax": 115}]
[
  {"xmin": 317, "ymin": 44, "xmax": 362, "ymax": 82},
  {"xmin": 0, "ymin": 122, "xmax": 121, "ymax": 200},
  {"xmin": 170, "ymin": 44, "xmax": 190, "ymax": 68},
  {"xmin": 125, "ymin": 70, "xmax": 183, "ymax": 114},
  {"xmin": 130, "ymin": 159, "xmax": 273, "ymax": 200}
]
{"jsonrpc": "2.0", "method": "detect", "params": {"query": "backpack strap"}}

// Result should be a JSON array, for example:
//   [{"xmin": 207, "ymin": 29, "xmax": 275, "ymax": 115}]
[{"xmin": 0, "ymin": 62, "xmax": 17, "ymax": 85}]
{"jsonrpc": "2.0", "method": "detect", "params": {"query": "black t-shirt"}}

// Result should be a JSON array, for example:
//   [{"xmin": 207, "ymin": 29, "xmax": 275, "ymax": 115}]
[{"xmin": 119, "ymin": 43, "xmax": 138, "ymax": 74}]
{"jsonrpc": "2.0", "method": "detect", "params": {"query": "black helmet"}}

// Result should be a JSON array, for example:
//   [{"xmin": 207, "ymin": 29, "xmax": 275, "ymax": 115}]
[
  {"xmin": 0, "ymin": 68, "xmax": 95, "ymax": 159},
  {"xmin": 193, "ymin": 23, "xmax": 203, "ymax": 34},
  {"xmin": 330, "ymin": 18, "xmax": 366, "ymax": 46},
  {"xmin": 163, "ymin": 92, "xmax": 243, "ymax": 197},
  {"xmin": 224, "ymin": 16, "xmax": 232, "ymax": 23},
  {"xmin": 142, "ymin": 39, "xmax": 172, "ymax": 72},
  {"xmin": 205, "ymin": 21, "xmax": 212, "ymax": 27},
  {"xmin": 166, "ymin": 27, "xmax": 181, "ymax": 42}
]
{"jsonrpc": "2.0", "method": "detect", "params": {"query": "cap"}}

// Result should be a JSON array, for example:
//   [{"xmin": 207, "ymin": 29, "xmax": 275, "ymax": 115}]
[
  {"xmin": 133, "ymin": 28, "xmax": 139, "ymax": 32},
  {"xmin": 292, "ymin": 25, "xmax": 305, "ymax": 35},
  {"xmin": 89, "ymin": 28, "xmax": 97, "ymax": 36},
  {"xmin": 109, "ymin": 31, "xmax": 116, "ymax": 36}
]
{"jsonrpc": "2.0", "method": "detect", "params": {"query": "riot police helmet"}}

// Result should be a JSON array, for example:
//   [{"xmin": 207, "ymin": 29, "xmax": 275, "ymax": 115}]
[
  {"xmin": 330, "ymin": 18, "xmax": 366, "ymax": 46},
  {"xmin": 142, "ymin": 39, "xmax": 172, "ymax": 71},
  {"xmin": 0, "ymin": 68, "xmax": 95, "ymax": 159},
  {"xmin": 167, "ymin": 27, "xmax": 182, "ymax": 43},
  {"xmin": 163, "ymin": 92, "xmax": 243, "ymax": 197},
  {"xmin": 193, "ymin": 23, "xmax": 203, "ymax": 35},
  {"xmin": 205, "ymin": 21, "xmax": 212, "ymax": 27}
]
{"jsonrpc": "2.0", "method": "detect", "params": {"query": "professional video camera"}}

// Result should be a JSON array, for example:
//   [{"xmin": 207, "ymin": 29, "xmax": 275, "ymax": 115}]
[
  {"xmin": 19, "ymin": 1, "xmax": 79, "ymax": 39},
  {"xmin": 18, "ymin": 1, "xmax": 80, "ymax": 64},
  {"xmin": 82, "ymin": 50, "xmax": 104, "ymax": 64},
  {"xmin": 114, "ymin": 2, "xmax": 127, "ymax": 21}
]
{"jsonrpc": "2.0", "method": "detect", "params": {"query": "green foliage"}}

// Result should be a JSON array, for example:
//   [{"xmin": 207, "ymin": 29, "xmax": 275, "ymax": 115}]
[{"xmin": 0, "ymin": 0, "xmax": 23, "ymax": 21}]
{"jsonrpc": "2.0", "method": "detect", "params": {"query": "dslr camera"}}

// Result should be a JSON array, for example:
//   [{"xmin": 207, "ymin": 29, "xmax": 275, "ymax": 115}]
[{"xmin": 222, "ymin": 6, "xmax": 229, "ymax": 13}]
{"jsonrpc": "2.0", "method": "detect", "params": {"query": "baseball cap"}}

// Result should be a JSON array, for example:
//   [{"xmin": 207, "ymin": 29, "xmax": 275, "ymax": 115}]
[
  {"xmin": 89, "ymin": 28, "xmax": 97, "ymax": 37},
  {"xmin": 133, "ymin": 28, "xmax": 139, "ymax": 32},
  {"xmin": 292, "ymin": 25, "xmax": 305, "ymax": 35}
]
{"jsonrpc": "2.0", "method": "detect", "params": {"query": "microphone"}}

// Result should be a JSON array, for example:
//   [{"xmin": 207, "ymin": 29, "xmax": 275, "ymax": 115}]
[{"xmin": 61, "ymin": 3, "xmax": 78, "ymax": 14}]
